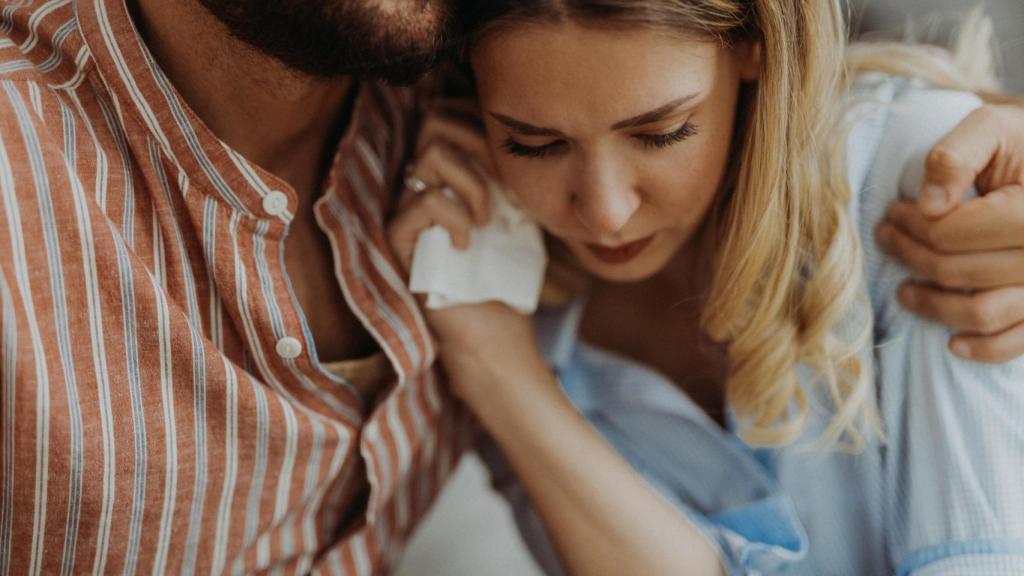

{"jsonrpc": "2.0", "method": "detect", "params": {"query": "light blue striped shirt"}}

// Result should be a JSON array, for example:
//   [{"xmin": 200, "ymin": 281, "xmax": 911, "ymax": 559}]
[{"xmin": 482, "ymin": 75, "xmax": 1024, "ymax": 575}]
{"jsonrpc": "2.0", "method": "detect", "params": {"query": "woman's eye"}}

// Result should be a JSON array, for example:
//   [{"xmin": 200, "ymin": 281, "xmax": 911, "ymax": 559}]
[
  {"xmin": 500, "ymin": 122, "xmax": 697, "ymax": 159},
  {"xmin": 637, "ymin": 121, "xmax": 699, "ymax": 150},
  {"xmin": 501, "ymin": 138, "xmax": 568, "ymax": 159}
]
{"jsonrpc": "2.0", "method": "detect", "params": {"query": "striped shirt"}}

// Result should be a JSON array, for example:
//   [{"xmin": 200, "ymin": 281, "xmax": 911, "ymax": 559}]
[{"xmin": 0, "ymin": 0, "xmax": 467, "ymax": 574}]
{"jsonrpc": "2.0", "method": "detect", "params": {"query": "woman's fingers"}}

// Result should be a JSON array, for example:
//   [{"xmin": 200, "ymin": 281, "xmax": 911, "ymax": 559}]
[
  {"xmin": 404, "ymin": 141, "xmax": 491, "ymax": 225},
  {"xmin": 387, "ymin": 100, "xmax": 500, "ymax": 275},
  {"xmin": 416, "ymin": 103, "xmax": 496, "ymax": 174},
  {"xmin": 434, "ymin": 98, "xmax": 488, "ymax": 131},
  {"xmin": 388, "ymin": 188, "xmax": 475, "ymax": 273}
]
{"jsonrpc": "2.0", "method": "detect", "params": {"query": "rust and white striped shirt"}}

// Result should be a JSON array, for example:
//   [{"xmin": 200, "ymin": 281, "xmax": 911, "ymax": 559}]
[{"xmin": 0, "ymin": 0, "xmax": 467, "ymax": 573}]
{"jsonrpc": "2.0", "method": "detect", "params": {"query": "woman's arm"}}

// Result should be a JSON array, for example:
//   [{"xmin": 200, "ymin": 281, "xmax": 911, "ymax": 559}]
[
  {"xmin": 386, "ymin": 105, "xmax": 724, "ymax": 575},
  {"xmin": 853, "ymin": 78, "xmax": 1024, "ymax": 575},
  {"xmin": 439, "ymin": 314, "xmax": 724, "ymax": 576},
  {"xmin": 875, "ymin": 317, "xmax": 1024, "ymax": 576}
]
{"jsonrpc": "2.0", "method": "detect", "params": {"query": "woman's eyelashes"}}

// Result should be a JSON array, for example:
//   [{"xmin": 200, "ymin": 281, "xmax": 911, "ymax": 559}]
[
  {"xmin": 638, "ymin": 121, "xmax": 699, "ymax": 150},
  {"xmin": 501, "ymin": 121, "xmax": 699, "ymax": 159},
  {"xmin": 501, "ymin": 138, "xmax": 567, "ymax": 159}
]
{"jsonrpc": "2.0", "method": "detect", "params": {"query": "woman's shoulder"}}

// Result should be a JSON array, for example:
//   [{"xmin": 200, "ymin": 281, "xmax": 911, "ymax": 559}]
[
  {"xmin": 844, "ymin": 72, "xmax": 984, "ymax": 216},
  {"xmin": 837, "ymin": 78, "xmax": 1024, "ymax": 576},
  {"xmin": 842, "ymin": 73, "xmax": 984, "ymax": 325}
]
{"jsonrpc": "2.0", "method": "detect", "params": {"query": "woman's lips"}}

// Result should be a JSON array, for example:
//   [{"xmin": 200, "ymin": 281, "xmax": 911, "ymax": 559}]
[{"xmin": 585, "ymin": 235, "xmax": 655, "ymax": 264}]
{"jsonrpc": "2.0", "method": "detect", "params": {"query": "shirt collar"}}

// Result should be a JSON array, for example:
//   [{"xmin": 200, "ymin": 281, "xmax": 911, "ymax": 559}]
[
  {"xmin": 75, "ymin": 0, "xmax": 362, "ymax": 222},
  {"xmin": 534, "ymin": 298, "xmax": 587, "ymax": 373}
]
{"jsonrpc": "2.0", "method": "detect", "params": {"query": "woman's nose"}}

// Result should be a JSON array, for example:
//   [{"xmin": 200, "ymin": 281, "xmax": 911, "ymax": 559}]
[{"xmin": 573, "ymin": 163, "xmax": 641, "ymax": 237}]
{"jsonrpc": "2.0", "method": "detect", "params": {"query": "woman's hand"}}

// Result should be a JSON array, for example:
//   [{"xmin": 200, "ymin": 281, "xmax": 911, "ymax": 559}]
[
  {"xmin": 390, "ymin": 103, "xmax": 724, "ymax": 576},
  {"xmin": 387, "ymin": 102, "xmax": 543, "ymax": 399},
  {"xmin": 389, "ymin": 100, "xmax": 494, "ymax": 272}
]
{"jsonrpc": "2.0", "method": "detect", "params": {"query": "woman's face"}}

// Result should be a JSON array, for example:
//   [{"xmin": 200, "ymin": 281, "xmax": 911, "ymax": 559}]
[{"xmin": 471, "ymin": 23, "xmax": 759, "ymax": 282}]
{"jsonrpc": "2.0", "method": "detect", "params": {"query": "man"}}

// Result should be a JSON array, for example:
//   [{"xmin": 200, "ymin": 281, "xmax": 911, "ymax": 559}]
[
  {"xmin": 1, "ymin": 2, "xmax": 1023, "ymax": 575},
  {"xmin": 0, "ymin": 0, "xmax": 463, "ymax": 573}
]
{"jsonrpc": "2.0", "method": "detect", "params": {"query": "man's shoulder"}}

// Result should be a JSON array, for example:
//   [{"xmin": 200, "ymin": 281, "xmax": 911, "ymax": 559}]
[
  {"xmin": 0, "ymin": 3, "xmax": 105, "ymax": 171},
  {"xmin": 0, "ymin": 63, "xmax": 105, "ymax": 223},
  {"xmin": 0, "ymin": 71, "xmax": 92, "ymax": 163},
  {"xmin": 362, "ymin": 81, "xmax": 424, "ymax": 141},
  {"xmin": 0, "ymin": 0, "xmax": 91, "ymax": 87},
  {"xmin": 354, "ymin": 80, "xmax": 428, "ymax": 187}
]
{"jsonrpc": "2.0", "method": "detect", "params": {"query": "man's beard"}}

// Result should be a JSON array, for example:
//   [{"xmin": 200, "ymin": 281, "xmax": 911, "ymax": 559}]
[{"xmin": 198, "ymin": 0, "xmax": 456, "ymax": 85}]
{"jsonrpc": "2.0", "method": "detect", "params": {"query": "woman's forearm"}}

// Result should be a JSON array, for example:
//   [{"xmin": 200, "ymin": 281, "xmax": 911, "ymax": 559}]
[{"xmin": 449, "ymin": 348, "xmax": 724, "ymax": 576}]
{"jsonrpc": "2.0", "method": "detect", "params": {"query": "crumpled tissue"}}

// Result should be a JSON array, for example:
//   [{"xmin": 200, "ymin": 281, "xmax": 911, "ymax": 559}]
[{"xmin": 409, "ymin": 185, "xmax": 547, "ymax": 314}]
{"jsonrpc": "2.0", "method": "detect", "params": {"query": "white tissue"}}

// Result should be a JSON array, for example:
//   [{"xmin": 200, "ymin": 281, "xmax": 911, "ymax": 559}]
[{"xmin": 408, "ymin": 185, "xmax": 547, "ymax": 314}]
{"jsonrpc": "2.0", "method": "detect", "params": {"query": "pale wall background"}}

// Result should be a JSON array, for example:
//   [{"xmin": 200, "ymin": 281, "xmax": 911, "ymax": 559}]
[{"xmin": 849, "ymin": 0, "xmax": 1024, "ymax": 90}]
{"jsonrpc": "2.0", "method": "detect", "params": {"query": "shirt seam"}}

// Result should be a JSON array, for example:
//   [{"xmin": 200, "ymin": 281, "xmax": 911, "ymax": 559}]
[{"xmin": 897, "ymin": 538, "xmax": 1024, "ymax": 576}]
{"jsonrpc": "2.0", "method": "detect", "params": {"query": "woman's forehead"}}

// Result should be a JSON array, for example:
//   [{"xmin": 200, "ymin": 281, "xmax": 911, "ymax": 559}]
[
  {"xmin": 472, "ymin": 21, "xmax": 716, "ymax": 64},
  {"xmin": 471, "ymin": 24, "xmax": 724, "ymax": 125}
]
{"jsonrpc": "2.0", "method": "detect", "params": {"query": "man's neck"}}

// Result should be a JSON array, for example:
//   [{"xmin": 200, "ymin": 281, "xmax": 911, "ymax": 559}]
[{"xmin": 132, "ymin": 0, "xmax": 354, "ymax": 198}]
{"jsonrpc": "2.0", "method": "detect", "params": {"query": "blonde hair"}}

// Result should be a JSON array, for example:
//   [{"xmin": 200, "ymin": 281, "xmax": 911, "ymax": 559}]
[
  {"xmin": 697, "ymin": 0, "xmax": 874, "ymax": 448},
  {"xmin": 463, "ymin": 1, "xmax": 997, "ymax": 448},
  {"xmin": 709, "ymin": 2, "xmax": 997, "ymax": 448},
  {"xmin": 846, "ymin": 8, "xmax": 1000, "ymax": 94}
]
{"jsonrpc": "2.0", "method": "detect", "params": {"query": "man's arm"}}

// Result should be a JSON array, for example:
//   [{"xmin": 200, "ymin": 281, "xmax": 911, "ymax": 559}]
[{"xmin": 877, "ymin": 101, "xmax": 1024, "ymax": 362}]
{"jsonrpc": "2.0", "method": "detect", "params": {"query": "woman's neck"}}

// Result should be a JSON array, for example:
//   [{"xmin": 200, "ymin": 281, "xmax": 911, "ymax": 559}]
[{"xmin": 578, "ymin": 228, "xmax": 729, "ymax": 422}]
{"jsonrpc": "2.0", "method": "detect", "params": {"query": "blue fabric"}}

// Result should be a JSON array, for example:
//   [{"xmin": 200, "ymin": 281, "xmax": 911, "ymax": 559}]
[
  {"xmin": 479, "ymin": 74, "xmax": 1024, "ymax": 575},
  {"xmin": 897, "ymin": 540, "xmax": 1024, "ymax": 576}
]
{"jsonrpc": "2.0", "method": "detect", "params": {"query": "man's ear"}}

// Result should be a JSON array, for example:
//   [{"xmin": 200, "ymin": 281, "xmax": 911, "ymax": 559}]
[{"xmin": 736, "ymin": 40, "xmax": 762, "ymax": 81}]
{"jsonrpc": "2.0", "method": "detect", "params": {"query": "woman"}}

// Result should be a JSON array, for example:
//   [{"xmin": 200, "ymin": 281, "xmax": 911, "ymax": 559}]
[{"xmin": 387, "ymin": 1, "xmax": 1024, "ymax": 574}]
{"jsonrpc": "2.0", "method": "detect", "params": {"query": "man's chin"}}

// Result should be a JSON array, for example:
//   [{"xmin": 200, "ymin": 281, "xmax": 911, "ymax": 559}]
[
  {"xmin": 299, "ymin": 5, "xmax": 453, "ymax": 83},
  {"xmin": 199, "ymin": 0, "xmax": 454, "ymax": 83},
  {"xmin": 302, "ymin": 51, "xmax": 440, "ymax": 84}
]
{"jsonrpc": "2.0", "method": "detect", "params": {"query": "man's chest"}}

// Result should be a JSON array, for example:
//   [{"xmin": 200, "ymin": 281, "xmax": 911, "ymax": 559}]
[{"xmin": 283, "ymin": 209, "xmax": 379, "ymax": 365}]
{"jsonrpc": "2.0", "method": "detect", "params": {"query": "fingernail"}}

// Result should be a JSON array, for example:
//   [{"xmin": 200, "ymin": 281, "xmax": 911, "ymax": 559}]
[
  {"xmin": 950, "ymin": 339, "xmax": 971, "ymax": 358},
  {"xmin": 919, "ymin": 184, "xmax": 948, "ymax": 215}
]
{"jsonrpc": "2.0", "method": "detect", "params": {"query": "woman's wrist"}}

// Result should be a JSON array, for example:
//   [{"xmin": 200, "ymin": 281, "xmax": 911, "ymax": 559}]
[{"xmin": 441, "ymin": 338, "xmax": 560, "ymax": 422}]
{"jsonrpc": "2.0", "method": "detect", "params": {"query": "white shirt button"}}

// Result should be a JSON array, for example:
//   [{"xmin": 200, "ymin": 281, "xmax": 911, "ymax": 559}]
[
  {"xmin": 262, "ymin": 190, "xmax": 289, "ymax": 216},
  {"xmin": 275, "ymin": 336, "xmax": 303, "ymax": 359}
]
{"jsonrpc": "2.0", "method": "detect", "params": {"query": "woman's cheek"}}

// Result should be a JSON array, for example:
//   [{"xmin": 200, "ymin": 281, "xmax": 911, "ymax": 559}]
[
  {"xmin": 503, "ymin": 169, "xmax": 564, "ymax": 219},
  {"xmin": 528, "ymin": 191, "xmax": 571, "ymax": 232}
]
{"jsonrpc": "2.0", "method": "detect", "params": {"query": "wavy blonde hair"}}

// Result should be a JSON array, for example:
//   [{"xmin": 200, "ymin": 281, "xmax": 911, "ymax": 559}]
[
  {"xmin": 711, "ymin": 4, "xmax": 998, "ymax": 448},
  {"xmin": 695, "ymin": 0, "xmax": 873, "ymax": 448},
  {"xmin": 463, "ymin": 1, "xmax": 997, "ymax": 448}
]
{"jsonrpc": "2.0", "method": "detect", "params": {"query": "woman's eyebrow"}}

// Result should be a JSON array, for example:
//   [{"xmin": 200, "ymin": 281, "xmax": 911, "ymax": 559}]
[
  {"xmin": 488, "ymin": 113, "xmax": 565, "ymax": 137},
  {"xmin": 610, "ymin": 93, "xmax": 700, "ymax": 129},
  {"xmin": 488, "ymin": 92, "xmax": 701, "ymax": 136}
]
